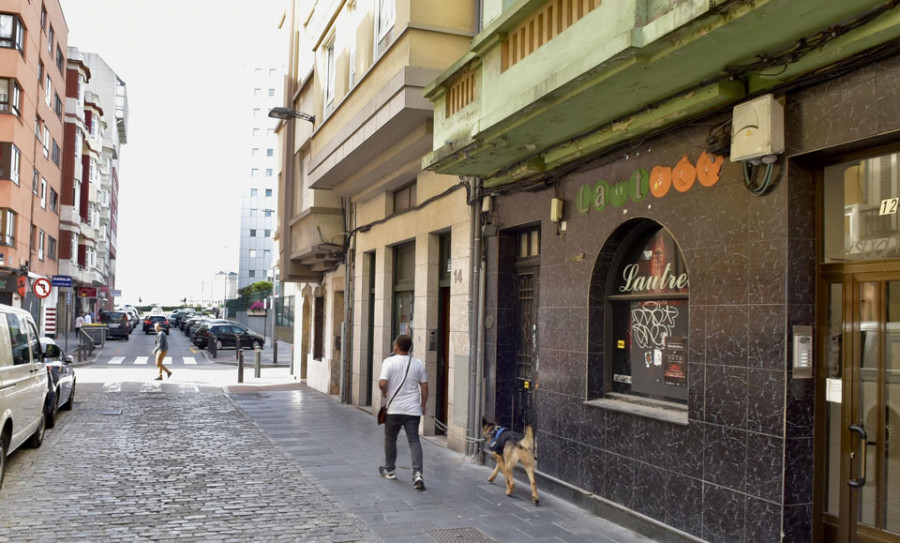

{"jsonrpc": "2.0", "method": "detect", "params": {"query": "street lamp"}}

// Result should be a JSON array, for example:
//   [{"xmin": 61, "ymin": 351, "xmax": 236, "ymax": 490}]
[{"xmin": 268, "ymin": 107, "xmax": 315, "ymax": 124}]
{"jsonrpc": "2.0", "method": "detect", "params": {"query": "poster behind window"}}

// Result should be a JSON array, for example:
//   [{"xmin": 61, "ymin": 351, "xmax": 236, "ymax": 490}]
[{"xmin": 629, "ymin": 299, "xmax": 688, "ymax": 401}]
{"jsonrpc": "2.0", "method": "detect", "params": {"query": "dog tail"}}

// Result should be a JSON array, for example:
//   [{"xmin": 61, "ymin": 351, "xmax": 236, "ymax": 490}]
[{"xmin": 518, "ymin": 425, "xmax": 535, "ymax": 452}]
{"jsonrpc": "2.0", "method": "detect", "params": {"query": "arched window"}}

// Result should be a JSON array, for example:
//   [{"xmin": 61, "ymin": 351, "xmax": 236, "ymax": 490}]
[{"xmin": 590, "ymin": 220, "xmax": 689, "ymax": 406}]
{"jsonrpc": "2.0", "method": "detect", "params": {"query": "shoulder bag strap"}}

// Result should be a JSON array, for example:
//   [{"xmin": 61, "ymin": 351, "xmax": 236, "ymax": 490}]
[{"xmin": 386, "ymin": 355, "xmax": 412, "ymax": 409}]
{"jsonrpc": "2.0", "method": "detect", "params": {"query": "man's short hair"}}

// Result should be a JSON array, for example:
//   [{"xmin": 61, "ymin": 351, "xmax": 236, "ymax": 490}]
[
  {"xmin": 154, "ymin": 323, "xmax": 161, "ymax": 330},
  {"xmin": 394, "ymin": 334, "xmax": 412, "ymax": 353}
]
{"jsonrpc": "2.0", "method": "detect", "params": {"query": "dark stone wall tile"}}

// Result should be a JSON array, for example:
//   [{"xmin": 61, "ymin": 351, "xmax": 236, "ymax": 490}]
[
  {"xmin": 786, "ymin": 377, "xmax": 815, "ymax": 439},
  {"xmin": 746, "ymin": 497, "xmax": 781, "ymax": 543},
  {"xmin": 556, "ymin": 437, "xmax": 584, "ymax": 484},
  {"xmin": 684, "ymin": 248, "xmax": 706, "ymax": 305},
  {"xmin": 539, "ymin": 307, "xmax": 588, "ymax": 353},
  {"xmin": 748, "ymin": 305, "xmax": 786, "ymax": 370},
  {"xmin": 633, "ymin": 417, "xmax": 670, "ymax": 465},
  {"xmin": 606, "ymin": 453, "xmax": 634, "ymax": 508},
  {"xmin": 705, "ymin": 365, "xmax": 748, "ymax": 429},
  {"xmin": 787, "ymin": 238, "xmax": 816, "ymax": 305},
  {"xmin": 540, "ymin": 348, "xmax": 586, "ymax": 395},
  {"xmin": 689, "ymin": 305, "xmax": 706, "ymax": 363},
  {"xmin": 688, "ymin": 362, "xmax": 705, "ymax": 422},
  {"xmin": 786, "ymin": 162, "xmax": 816, "ymax": 242},
  {"xmin": 606, "ymin": 411, "xmax": 635, "ymax": 458},
  {"xmin": 541, "ymin": 262, "xmax": 592, "ymax": 309},
  {"xmin": 668, "ymin": 422, "xmax": 704, "ymax": 480},
  {"xmin": 748, "ymin": 368, "xmax": 785, "ymax": 437},
  {"xmin": 701, "ymin": 244, "xmax": 749, "ymax": 306},
  {"xmin": 536, "ymin": 390, "xmax": 584, "ymax": 442},
  {"xmin": 634, "ymin": 462, "xmax": 668, "ymax": 520},
  {"xmin": 783, "ymin": 504, "xmax": 813, "ymax": 543},
  {"xmin": 748, "ymin": 239, "xmax": 786, "ymax": 305},
  {"xmin": 536, "ymin": 430, "xmax": 559, "ymax": 479},
  {"xmin": 582, "ymin": 445, "xmax": 606, "ymax": 496},
  {"xmin": 706, "ymin": 305, "xmax": 749, "ymax": 367},
  {"xmin": 702, "ymin": 483, "xmax": 746, "ymax": 543},
  {"xmin": 704, "ymin": 424, "xmax": 746, "ymax": 492},
  {"xmin": 746, "ymin": 432, "xmax": 783, "ymax": 503},
  {"xmin": 784, "ymin": 437, "xmax": 814, "ymax": 506},
  {"xmin": 582, "ymin": 405, "xmax": 606, "ymax": 450},
  {"xmin": 666, "ymin": 473, "xmax": 703, "ymax": 535},
  {"xmin": 747, "ymin": 176, "xmax": 788, "ymax": 242}
]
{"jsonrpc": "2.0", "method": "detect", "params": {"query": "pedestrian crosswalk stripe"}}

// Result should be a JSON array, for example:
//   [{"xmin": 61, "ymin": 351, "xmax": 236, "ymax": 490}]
[
  {"xmin": 109, "ymin": 356, "xmax": 125, "ymax": 365},
  {"xmin": 134, "ymin": 356, "xmax": 149, "ymax": 365},
  {"xmin": 105, "ymin": 356, "xmax": 209, "ymax": 365},
  {"xmin": 184, "ymin": 357, "xmax": 197, "ymax": 365}
]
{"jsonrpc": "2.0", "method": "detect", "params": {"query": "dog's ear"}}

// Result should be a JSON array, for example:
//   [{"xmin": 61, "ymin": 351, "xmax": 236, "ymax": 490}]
[{"xmin": 482, "ymin": 417, "xmax": 488, "ymax": 426}]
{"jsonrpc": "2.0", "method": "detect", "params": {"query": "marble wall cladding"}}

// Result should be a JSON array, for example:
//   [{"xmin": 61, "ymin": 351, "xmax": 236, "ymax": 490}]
[
  {"xmin": 699, "ymin": 244, "xmax": 750, "ymax": 306},
  {"xmin": 536, "ymin": 389, "xmax": 585, "ymax": 441},
  {"xmin": 666, "ymin": 473, "xmax": 703, "ymax": 535},
  {"xmin": 606, "ymin": 453, "xmax": 635, "ymax": 509},
  {"xmin": 786, "ymin": 377, "xmax": 815, "ymax": 439},
  {"xmin": 688, "ymin": 362, "xmax": 706, "ymax": 422},
  {"xmin": 746, "ymin": 497, "xmax": 783, "ymax": 543},
  {"xmin": 787, "ymin": 239, "xmax": 816, "ymax": 306},
  {"xmin": 784, "ymin": 437, "xmax": 814, "ymax": 505},
  {"xmin": 746, "ymin": 432, "xmax": 784, "ymax": 503},
  {"xmin": 633, "ymin": 463, "xmax": 668, "ymax": 520},
  {"xmin": 783, "ymin": 503, "xmax": 813, "ymax": 543},
  {"xmin": 705, "ymin": 305, "xmax": 749, "ymax": 366},
  {"xmin": 747, "ymin": 368, "xmax": 785, "ymax": 437},
  {"xmin": 703, "ymin": 424, "xmax": 747, "ymax": 492},
  {"xmin": 705, "ymin": 365, "xmax": 748, "ymax": 429},
  {"xmin": 701, "ymin": 483, "xmax": 746, "ymax": 543},
  {"xmin": 540, "ymin": 348, "xmax": 587, "ymax": 395},
  {"xmin": 748, "ymin": 305, "xmax": 786, "ymax": 370},
  {"xmin": 748, "ymin": 238, "xmax": 787, "ymax": 305},
  {"xmin": 786, "ymin": 163, "xmax": 816, "ymax": 242},
  {"xmin": 581, "ymin": 444, "xmax": 607, "ymax": 496}
]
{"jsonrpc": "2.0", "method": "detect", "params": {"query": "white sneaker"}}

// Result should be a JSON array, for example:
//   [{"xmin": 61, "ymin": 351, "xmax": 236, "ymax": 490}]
[
  {"xmin": 378, "ymin": 467, "xmax": 396, "ymax": 480},
  {"xmin": 413, "ymin": 472, "xmax": 425, "ymax": 490}
]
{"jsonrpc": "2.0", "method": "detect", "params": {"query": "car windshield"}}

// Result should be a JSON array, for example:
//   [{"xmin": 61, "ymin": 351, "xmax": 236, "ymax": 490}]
[{"xmin": 101, "ymin": 312, "xmax": 128, "ymax": 323}]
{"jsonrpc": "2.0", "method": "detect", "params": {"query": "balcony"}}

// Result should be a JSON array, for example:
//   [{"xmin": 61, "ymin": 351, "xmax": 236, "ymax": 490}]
[
  {"xmin": 424, "ymin": 0, "xmax": 900, "ymax": 187},
  {"xmin": 281, "ymin": 207, "xmax": 345, "ymax": 283}
]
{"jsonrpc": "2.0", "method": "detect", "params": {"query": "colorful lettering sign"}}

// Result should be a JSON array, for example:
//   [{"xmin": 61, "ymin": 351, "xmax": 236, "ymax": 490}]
[{"xmin": 578, "ymin": 151, "xmax": 723, "ymax": 215}]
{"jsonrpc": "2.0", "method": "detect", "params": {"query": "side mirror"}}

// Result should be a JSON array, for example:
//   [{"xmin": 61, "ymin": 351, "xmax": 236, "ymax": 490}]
[{"xmin": 65, "ymin": 355, "xmax": 74, "ymax": 364}]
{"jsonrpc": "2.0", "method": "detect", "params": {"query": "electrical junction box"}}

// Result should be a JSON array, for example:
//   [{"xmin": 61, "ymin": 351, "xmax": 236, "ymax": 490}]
[
  {"xmin": 730, "ymin": 94, "xmax": 784, "ymax": 162},
  {"xmin": 550, "ymin": 198, "xmax": 564, "ymax": 222}
]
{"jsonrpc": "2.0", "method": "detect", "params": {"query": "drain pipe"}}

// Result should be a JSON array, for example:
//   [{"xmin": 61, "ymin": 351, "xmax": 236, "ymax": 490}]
[
  {"xmin": 465, "ymin": 177, "xmax": 484, "ymax": 459},
  {"xmin": 340, "ymin": 197, "xmax": 354, "ymax": 404},
  {"xmin": 474, "ymin": 225, "xmax": 486, "ymax": 466}
]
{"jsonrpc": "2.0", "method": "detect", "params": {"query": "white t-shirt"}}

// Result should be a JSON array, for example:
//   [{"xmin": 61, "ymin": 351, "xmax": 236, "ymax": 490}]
[
  {"xmin": 83, "ymin": 314, "xmax": 92, "ymax": 324},
  {"xmin": 74, "ymin": 316, "xmax": 84, "ymax": 329},
  {"xmin": 379, "ymin": 354, "xmax": 427, "ymax": 416}
]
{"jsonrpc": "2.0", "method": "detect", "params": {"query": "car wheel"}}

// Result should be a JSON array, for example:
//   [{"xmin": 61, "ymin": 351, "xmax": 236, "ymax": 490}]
[
  {"xmin": 45, "ymin": 388, "xmax": 59, "ymax": 429},
  {"xmin": 252, "ymin": 340, "xmax": 262, "ymax": 350},
  {"xmin": 215, "ymin": 339, "xmax": 223, "ymax": 351},
  {"xmin": 26, "ymin": 411, "xmax": 45, "ymax": 449},
  {"xmin": 0, "ymin": 433, "xmax": 8, "ymax": 490},
  {"xmin": 61, "ymin": 380, "xmax": 75, "ymax": 411}
]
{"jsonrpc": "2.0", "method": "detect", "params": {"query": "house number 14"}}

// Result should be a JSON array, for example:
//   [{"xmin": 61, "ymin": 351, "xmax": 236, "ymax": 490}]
[{"xmin": 880, "ymin": 198, "xmax": 899, "ymax": 215}]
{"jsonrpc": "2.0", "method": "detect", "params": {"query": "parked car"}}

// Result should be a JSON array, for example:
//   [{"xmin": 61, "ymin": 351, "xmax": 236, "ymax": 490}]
[
  {"xmin": 117, "ymin": 307, "xmax": 140, "ymax": 333},
  {"xmin": 40, "ymin": 338, "xmax": 75, "ymax": 429},
  {"xmin": 167, "ymin": 312, "xmax": 180, "ymax": 328},
  {"xmin": 190, "ymin": 320, "xmax": 230, "ymax": 347},
  {"xmin": 99, "ymin": 310, "xmax": 132, "ymax": 339},
  {"xmin": 0, "ymin": 304, "xmax": 48, "ymax": 489},
  {"xmin": 184, "ymin": 317, "xmax": 212, "ymax": 336},
  {"xmin": 201, "ymin": 323, "xmax": 265, "ymax": 351},
  {"xmin": 142, "ymin": 315, "xmax": 170, "ymax": 334}
]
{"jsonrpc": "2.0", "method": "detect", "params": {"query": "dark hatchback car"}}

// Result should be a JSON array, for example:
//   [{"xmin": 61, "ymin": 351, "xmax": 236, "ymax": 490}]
[
  {"xmin": 142, "ymin": 315, "xmax": 170, "ymax": 334},
  {"xmin": 197, "ymin": 323, "xmax": 264, "ymax": 351},
  {"xmin": 40, "ymin": 338, "xmax": 75, "ymax": 429},
  {"xmin": 99, "ymin": 311, "xmax": 133, "ymax": 339}
]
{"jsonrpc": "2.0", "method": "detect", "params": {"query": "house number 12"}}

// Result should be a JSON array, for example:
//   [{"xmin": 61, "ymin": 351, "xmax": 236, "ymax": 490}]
[{"xmin": 879, "ymin": 198, "xmax": 899, "ymax": 215}]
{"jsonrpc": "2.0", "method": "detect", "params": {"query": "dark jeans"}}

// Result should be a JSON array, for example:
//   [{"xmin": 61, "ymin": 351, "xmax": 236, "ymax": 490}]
[{"xmin": 383, "ymin": 414, "xmax": 423, "ymax": 476}]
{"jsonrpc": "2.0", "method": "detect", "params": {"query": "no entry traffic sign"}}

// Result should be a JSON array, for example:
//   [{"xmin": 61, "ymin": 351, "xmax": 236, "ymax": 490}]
[{"xmin": 32, "ymin": 277, "xmax": 52, "ymax": 299}]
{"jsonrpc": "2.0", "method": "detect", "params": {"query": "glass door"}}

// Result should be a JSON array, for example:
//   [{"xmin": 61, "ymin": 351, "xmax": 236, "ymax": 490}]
[{"xmin": 822, "ymin": 275, "xmax": 900, "ymax": 543}]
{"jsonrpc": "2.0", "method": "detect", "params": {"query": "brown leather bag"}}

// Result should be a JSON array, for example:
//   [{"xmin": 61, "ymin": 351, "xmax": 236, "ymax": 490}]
[
  {"xmin": 378, "ymin": 356, "xmax": 411, "ymax": 425},
  {"xmin": 377, "ymin": 406, "xmax": 387, "ymax": 425}
]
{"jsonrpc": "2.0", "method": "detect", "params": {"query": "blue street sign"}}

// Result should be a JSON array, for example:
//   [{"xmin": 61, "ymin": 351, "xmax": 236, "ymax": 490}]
[{"xmin": 51, "ymin": 275, "xmax": 73, "ymax": 287}]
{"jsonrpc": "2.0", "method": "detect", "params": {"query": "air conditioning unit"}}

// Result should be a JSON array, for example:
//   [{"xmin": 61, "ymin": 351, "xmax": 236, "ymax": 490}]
[{"xmin": 730, "ymin": 94, "xmax": 784, "ymax": 163}]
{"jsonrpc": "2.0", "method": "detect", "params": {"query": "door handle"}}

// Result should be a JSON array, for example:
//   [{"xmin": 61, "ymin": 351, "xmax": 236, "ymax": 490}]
[{"xmin": 848, "ymin": 424, "xmax": 868, "ymax": 488}]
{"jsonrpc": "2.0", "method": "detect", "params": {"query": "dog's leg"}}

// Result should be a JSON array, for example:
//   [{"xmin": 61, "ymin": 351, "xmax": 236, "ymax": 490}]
[
  {"xmin": 488, "ymin": 452, "xmax": 502, "ymax": 483},
  {"xmin": 503, "ymin": 448, "xmax": 519, "ymax": 497},
  {"xmin": 525, "ymin": 464, "xmax": 539, "ymax": 506}
]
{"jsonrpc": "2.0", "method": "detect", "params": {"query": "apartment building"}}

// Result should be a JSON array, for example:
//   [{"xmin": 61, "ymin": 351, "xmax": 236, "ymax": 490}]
[
  {"xmin": 0, "ymin": 0, "xmax": 67, "ymax": 333},
  {"xmin": 239, "ymin": 65, "xmax": 283, "ymax": 290},
  {"xmin": 60, "ymin": 49, "xmax": 126, "ymax": 322},
  {"xmin": 425, "ymin": 1, "xmax": 900, "ymax": 542},
  {"xmin": 274, "ymin": 0, "xmax": 475, "ymax": 447}
]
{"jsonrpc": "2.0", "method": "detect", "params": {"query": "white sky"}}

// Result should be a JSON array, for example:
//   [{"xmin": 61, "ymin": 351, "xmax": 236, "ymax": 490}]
[{"xmin": 62, "ymin": 0, "xmax": 288, "ymax": 306}]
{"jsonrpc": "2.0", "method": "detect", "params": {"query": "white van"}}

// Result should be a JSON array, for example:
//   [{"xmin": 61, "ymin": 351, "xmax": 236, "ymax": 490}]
[{"xmin": 0, "ymin": 304, "xmax": 48, "ymax": 489}]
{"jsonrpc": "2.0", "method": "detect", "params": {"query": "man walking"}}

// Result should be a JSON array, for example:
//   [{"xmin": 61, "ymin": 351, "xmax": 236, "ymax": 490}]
[
  {"xmin": 378, "ymin": 334, "xmax": 428, "ymax": 490},
  {"xmin": 153, "ymin": 322, "xmax": 172, "ymax": 381}
]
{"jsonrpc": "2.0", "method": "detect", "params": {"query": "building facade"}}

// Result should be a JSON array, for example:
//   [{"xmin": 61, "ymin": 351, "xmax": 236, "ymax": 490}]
[
  {"xmin": 0, "ymin": 0, "xmax": 67, "ymax": 333},
  {"xmin": 275, "ymin": 0, "xmax": 475, "ymax": 446},
  {"xmin": 239, "ymin": 65, "xmax": 283, "ymax": 290},
  {"xmin": 426, "ymin": 1, "xmax": 900, "ymax": 542},
  {"xmin": 59, "ymin": 49, "xmax": 126, "ymax": 323}
]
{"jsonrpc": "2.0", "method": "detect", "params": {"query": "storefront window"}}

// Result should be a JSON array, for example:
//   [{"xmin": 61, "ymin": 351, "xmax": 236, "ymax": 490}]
[
  {"xmin": 823, "ymin": 151, "xmax": 900, "ymax": 262},
  {"xmin": 604, "ymin": 222, "xmax": 689, "ymax": 404}
]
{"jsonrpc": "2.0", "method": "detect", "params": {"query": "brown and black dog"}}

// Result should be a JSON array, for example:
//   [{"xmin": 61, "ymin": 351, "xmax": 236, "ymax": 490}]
[{"xmin": 482, "ymin": 419, "xmax": 539, "ymax": 506}]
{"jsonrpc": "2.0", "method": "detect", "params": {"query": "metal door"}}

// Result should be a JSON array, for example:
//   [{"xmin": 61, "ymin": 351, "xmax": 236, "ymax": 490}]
[{"xmin": 512, "ymin": 268, "xmax": 538, "ymax": 433}]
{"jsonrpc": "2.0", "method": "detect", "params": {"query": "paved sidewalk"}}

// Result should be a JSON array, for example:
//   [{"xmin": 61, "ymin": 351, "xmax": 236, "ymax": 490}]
[{"xmin": 230, "ymin": 383, "xmax": 660, "ymax": 543}]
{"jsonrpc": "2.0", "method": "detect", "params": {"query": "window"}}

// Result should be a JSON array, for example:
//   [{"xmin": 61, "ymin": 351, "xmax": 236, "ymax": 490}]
[
  {"xmin": 38, "ymin": 61, "xmax": 43, "ymax": 83},
  {"xmin": 268, "ymin": 88, "xmax": 275, "ymax": 97},
  {"xmin": 0, "ymin": 14, "xmax": 25, "ymax": 52},
  {"xmin": 266, "ymin": 168, "xmax": 273, "ymax": 177},
  {"xmin": 251, "ymin": 148, "xmax": 259, "ymax": 157},
  {"xmin": 49, "ymin": 187, "xmax": 57, "ymax": 212},
  {"xmin": 250, "ymin": 188, "xmax": 258, "ymax": 197},
  {"xmin": 265, "ymin": 189, "xmax": 272, "ymax": 197},
  {"xmin": 313, "ymin": 295, "xmax": 324, "ymax": 359},
  {"xmin": 250, "ymin": 209, "xmax": 257, "ymax": 217},
  {"xmin": 53, "ymin": 93, "xmax": 62, "ymax": 118},
  {"xmin": 253, "ymin": 108, "xmax": 260, "ymax": 117},
  {"xmin": 376, "ymin": 0, "xmax": 394, "ymax": 42},
  {"xmin": 0, "ymin": 77, "xmax": 21, "ymax": 115},
  {"xmin": 47, "ymin": 25, "xmax": 53, "ymax": 53},
  {"xmin": 590, "ymin": 220, "xmax": 689, "ymax": 406},
  {"xmin": 324, "ymin": 40, "xmax": 335, "ymax": 112},
  {"xmin": 392, "ymin": 182, "xmax": 417, "ymax": 213},
  {"xmin": 263, "ymin": 250, "xmax": 270, "ymax": 259},
  {"xmin": 252, "ymin": 128, "xmax": 259, "ymax": 137},
  {"xmin": 41, "ymin": 6, "xmax": 46, "ymax": 30},
  {"xmin": 269, "ymin": 68, "xmax": 276, "ymax": 77},
  {"xmin": 42, "ymin": 125, "xmax": 50, "ymax": 157},
  {"xmin": 0, "ymin": 143, "xmax": 21, "ymax": 184},
  {"xmin": 266, "ymin": 148, "xmax": 274, "ymax": 157},
  {"xmin": 264, "ymin": 210, "xmax": 273, "ymax": 217},
  {"xmin": 56, "ymin": 45, "xmax": 63, "ymax": 72},
  {"xmin": 0, "ymin": 208, "xmax": 15, "ymax": 245},
  {"xmin": 249, "ymin": 250, "xmax": 257, "ymax": 258},
  {"xmin": 45, "ymin": 75, "xmax": 53, "ymax": 107},
  {"xmin": 40, "ymin": 178, "xmax": 47, "ymax": 208},
  {"xmin": 51, "ymin": 139, "xmax": 60, "ymax": 166},
  {"xmin": 264, "ymin": 229, "xmax": 271, "ymax": 237},
  {"xmin": 38, "ymin": 230, "xmax": 45, "ymax": 260},
  {"xmin": 48, "ymin": 236, "xmax": 56, "ymax": 260},
  {"xmin": 249, "ymin": 270, "xmax": 256, "ymax": 278},
  {"xmin": 32, "ymin": 168, "xmax": 38, "ymax": 194},
  {"xmin": 253, "ymin": 88, "xmax": 261, "ymax": 96},
  {"xmin": 251, "ymin": 168, "xmax": 259, "ymax": 177},
  {"xmin": 249, "ymin": 229, "xmax": 256, "ymax": 237}
]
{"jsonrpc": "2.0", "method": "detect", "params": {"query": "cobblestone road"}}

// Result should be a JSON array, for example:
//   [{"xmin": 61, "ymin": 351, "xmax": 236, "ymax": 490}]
[{"xmin": 0, "ymin": 385, "xmax": 376, "ymax": 543}]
